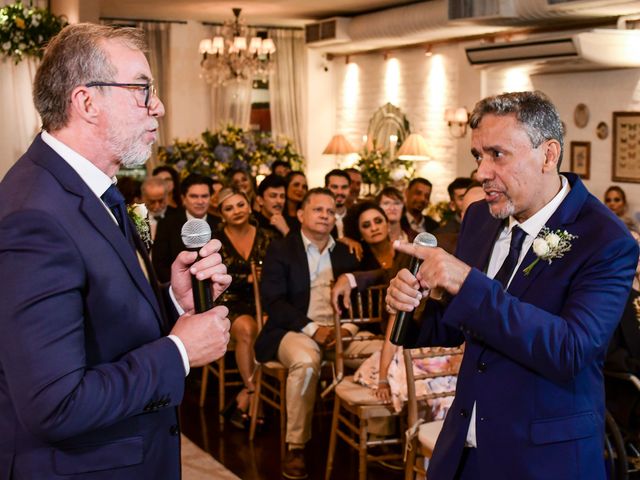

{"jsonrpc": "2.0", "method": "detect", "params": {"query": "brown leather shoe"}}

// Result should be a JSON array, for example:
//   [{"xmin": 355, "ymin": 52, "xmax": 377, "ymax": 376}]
[{"xmin": 282, "ymin": 448, "xmax": 308, "ymax": 479}]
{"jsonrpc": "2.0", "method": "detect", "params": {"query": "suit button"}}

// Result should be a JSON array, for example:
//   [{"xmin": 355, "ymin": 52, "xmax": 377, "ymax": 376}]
[
  {"xmin": 460, "ymin": 409, "xmax": 469, "ymax": 418},
  {"xmin": 170, "ymin": 424, "xmax": 180, "ymax": 436},
  {"xmin": 477, "ymin": 362, "xmax": 487, "ymax": 373}
]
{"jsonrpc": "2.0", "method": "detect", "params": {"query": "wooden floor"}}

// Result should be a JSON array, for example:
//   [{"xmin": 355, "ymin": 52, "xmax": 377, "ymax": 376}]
[{"xmin": 179, "ymin": 370, "xmax": 406, "ymax": 480}]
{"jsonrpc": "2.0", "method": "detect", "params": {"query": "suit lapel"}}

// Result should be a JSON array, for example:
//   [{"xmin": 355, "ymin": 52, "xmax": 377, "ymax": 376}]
[
  {"xmin": 31, "ymin": 136, "xmax": 163, "ymax": 323},
  {"xmin": 507, "ymin": 174, "xmax": 587, "ymax": 299},
  {"xmin": 461, "ymin": 210, "xmax": 503, "ymax": 272}
]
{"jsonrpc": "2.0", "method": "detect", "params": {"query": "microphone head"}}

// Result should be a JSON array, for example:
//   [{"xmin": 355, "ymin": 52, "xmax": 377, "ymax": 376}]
[
  {"xmin": 181, "ymin": 219, "xmax": 212, "ymax": 249},
  {"xmin": 413, "ymin": 231, "xmax": 438, "ymax": 248}
]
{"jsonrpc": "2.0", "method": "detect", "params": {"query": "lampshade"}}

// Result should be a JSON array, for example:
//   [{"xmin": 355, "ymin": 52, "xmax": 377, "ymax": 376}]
[
  {"xmin": 396, "ymin": 133, "xmax": 432, "ymax": 161},
  {"xmin": 323, "ymin": 134, "xmax": 356, "ymax": 155}
]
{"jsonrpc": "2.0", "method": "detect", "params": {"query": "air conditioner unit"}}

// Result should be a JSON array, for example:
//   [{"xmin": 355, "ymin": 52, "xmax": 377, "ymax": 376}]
[
  {"xmin": 305, "ymin": 17, "xmax": 351, "ymax": 46},
  {"xmin": 449, "ymin": 0, "xmax": 516, "ymax": 21},
  {"xmin": 465, "ymin": 29, "xmax": 640, "ymax": 72}
]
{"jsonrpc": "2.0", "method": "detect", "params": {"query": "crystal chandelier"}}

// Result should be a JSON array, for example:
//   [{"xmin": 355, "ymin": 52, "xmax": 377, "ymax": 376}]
[{"xmin": 198, "ymin": 8, "xmax": 276, "ymax": 85}]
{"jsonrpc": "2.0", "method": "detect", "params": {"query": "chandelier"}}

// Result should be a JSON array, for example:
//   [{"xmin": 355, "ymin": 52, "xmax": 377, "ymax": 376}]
[{"xmin": 198, "ymin": 8, "xmax": 276, "ymax": 85}]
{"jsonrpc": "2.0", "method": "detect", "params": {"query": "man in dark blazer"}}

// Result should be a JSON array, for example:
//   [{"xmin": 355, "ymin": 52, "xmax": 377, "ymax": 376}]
[
  {"xmin": 387, "ymin": 91, "xmax": 638, "ymax": 479},
  {"xmin": 254, "ymin": 188, "xmax": 379, "ymax": 479},
  {"xmin": 0, "ymin": 24, "xmax": 231, "ymax": 479},
  {"xmin": 152, "ymin": 174, "xmax": 220, "ymax": 282}
]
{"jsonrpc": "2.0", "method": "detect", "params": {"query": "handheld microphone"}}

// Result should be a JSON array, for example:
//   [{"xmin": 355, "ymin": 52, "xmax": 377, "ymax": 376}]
[
  {"xmin": 181, "ymin": 219, "xmax": 214, "ymax": 313},
  {"xmin": 390, "ymin": 232, "xmax": 438, "ymax": 346}
]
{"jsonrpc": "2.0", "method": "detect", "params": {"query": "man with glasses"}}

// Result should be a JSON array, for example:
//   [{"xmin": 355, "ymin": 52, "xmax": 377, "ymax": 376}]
[{"xmin": 0, "ymin": 24, "xmax": 232, "ymax": 479}]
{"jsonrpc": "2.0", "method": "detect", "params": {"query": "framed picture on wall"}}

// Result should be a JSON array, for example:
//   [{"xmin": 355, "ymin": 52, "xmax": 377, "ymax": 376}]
[
  {"xmin": 612, "ymin": 111, "xmax": 640, "ymax": 183},
  {"xmin": 570, "ymin": 141, "xmax": 590, "ymax": 179}
]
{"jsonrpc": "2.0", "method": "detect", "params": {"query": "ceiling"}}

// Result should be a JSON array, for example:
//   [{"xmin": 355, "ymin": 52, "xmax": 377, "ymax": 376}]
[{"xmin": 99, "ymin": 0, "xmax": 422, "ymax": 27}]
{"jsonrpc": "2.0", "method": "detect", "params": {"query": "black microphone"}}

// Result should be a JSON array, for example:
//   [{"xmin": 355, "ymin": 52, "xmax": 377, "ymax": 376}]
[
  {"xmin": 390, "ymin": 232, "xmax": 438, "ymax": 346},
  {"xmin": 181, "ymin": 219, "xmax": 214, "ymax": 313}
]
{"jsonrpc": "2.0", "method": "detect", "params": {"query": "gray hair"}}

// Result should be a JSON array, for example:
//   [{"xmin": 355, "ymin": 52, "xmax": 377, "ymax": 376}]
[
  {"xmin": 33, "ymin": 23, "xmax": 147, "ymax": 132},
  {"xmin": 142, "ymin": 175, "xmax": 168, "ymax": 195},
  {"xmin": 469, "ymin": 91, "xmax": 564, "ymax": 169}
]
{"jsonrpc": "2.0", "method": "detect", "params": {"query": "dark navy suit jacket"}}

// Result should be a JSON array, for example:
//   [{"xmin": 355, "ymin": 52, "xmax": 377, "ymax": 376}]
[
  {"xmin": 0, "ymin": 135, "xmax": 185, "ymax": 479},
  {"xmin": 407, "ymin": 174, "xmax": 638, "ymax": 480},
  {"xmin": 254, "ymin": 230, "xmax": 358, "ymax": 362}
]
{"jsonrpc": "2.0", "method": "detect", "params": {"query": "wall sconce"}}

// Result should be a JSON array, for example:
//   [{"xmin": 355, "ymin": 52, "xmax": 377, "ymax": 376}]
[
  {"xmin": 444, "ymin": 107, "xmax": 469, "ymax": 138},
  {"xmin": 396, "ymin": 133, "xmax": 432, "ymax": 161},
  {"xmin": 323, "ymin": 134, "xmax": 357, "ymax": 167}
]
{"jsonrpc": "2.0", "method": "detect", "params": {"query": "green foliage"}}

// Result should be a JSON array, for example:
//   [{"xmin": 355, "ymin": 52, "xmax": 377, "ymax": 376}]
[
  {"xmin": 0, "ymin": 2, "xmax": 67, "ymax": 64},
  {"xmin": 356, "ymin": 140, "xmax": 414, "ymax": 193}
]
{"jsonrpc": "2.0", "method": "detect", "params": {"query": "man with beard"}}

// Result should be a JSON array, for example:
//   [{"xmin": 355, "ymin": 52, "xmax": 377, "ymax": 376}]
[
  {"xmin": 400, "ymin": 177, "xmax": 439, "ymax": 238},
  {"xmin": 141, "ymin": 175, "xmax": 173, "ymax": 241},
  {"xmin": 0, "ymin": 24, "xmax": 232, "ymax": 479},
  {"xmin": 324, "ymin": 169, "xmax": 351, "ymax": 239},
  {"xmin": 385, "ymin": 91, "xmax": 638, "ymax": 479},
  {"xmin": 255, "ymin": 174, "xmax": 290, "ymax": 238}
]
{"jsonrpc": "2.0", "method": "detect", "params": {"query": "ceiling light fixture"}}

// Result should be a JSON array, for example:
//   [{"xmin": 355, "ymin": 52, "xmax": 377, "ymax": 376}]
[{"xmin": 198, "ymin": 8, "xmax": 276, "ymax": 85}]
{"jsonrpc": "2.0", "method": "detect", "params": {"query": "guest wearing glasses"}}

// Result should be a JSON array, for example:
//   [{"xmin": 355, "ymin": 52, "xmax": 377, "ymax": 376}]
[
  {"xmin": 0, "ymin": 23, "xmax": 231, "ymax": 479},
  {"xmin": 376, "ymin": 186, "xmax": 414, "ymax": 243},
  {"xmin": 153, "ymin": 165, "xmax": 182, "ymax": 209}
]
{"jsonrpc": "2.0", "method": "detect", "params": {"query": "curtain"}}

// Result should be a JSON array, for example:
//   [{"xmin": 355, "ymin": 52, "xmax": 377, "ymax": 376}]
[
  {"xmin": 0, "ymin": 58, "xmax": 40, "ymax": 179},
  {"xmin": 137, "ymin": 21, "xmax": 171, "ymax": 166},
  {"xmin": 268, "ymin": 29, "xmax": 306, "ymax": 157}
]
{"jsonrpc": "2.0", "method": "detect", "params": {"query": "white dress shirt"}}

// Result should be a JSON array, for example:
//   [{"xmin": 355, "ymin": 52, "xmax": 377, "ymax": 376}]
[
  {"xmin": 465, "ymin": 175, "xmax": 570, "ymax": 447},
  {"xmin": 41, "ymin": 131, "xmax": 191, "ymax": 376}
]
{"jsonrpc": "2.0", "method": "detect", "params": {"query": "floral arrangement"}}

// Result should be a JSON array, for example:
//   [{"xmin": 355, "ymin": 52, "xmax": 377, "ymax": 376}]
[
  {"xmin": 127, "ymin": 203, "xmax": 152, "ymax": 251},
  {"xmin": 0, "ymin": 1, "xmax": 67, "ymax": 64},
  {"xmin": 356, "ymin": 140, "xmax": 413, "ymax": 193},
  {"xmin": 523, "ymin": 227, "xmax": 577, "ymax": 275},
  {"xmin": 158, "ymin": 125, "xmax": 304, "ymax": 179},
  {"xmin": 426, "ymin": 201, "xmax": 455, "ymax": 224}
]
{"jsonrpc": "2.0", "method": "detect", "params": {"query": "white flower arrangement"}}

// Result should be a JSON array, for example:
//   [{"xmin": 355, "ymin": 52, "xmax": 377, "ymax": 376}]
[
  {"xmin": 127, "ymin": 203, "xmax": 152, "ymax": 251},
  {"xmin": 523, "ymin": 227, "xmax": 577, "ymax": 276}
]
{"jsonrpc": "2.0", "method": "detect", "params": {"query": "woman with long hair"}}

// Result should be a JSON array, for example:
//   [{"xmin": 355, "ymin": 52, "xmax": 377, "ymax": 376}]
[
  {"xmin": 604, "ymin": 185, "xmax": 637, "ymax": 232},
  {"xmin": 216, "ymin": 187, "xmax": 273, "ymax": 428},
  {"xmin": 375, "ymin": 186, "xmax": 412, "ymax": 243},
  {"xmin": 283, "ymin": 170, "xmax": 308, "ymax": 231}
]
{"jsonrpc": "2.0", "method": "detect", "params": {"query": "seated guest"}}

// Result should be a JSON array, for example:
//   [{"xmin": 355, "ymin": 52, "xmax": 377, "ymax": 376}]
[
  {"xmin": 141, "ymin": 176, "xmax": 173, "ymax": 241},
  {"xmin": 344, "ymin": 167, "xmax": 363, "ymax": 208},
  {"xmin": 207, "ymin": 177, "xmax": 224, "ymax": 218},
  {"xmin": 230, "ymin": 168, "xmax": 258, "ymax": 212},
  {"xmin": 272, "ymin": 159, "xmax": 292, "ymax": 177},
  {"xmin": 283, "ymin": 170, "xmax": 308, "ymax": 231},
  {"xmin": 254, "ymin": 188, "xmax": 382, "ymax": 479},
  {"xmin": 324, "ymin": 169, "xmax": 351, "ymax": 238},
  {"xmin": 256, "ymin": 174, "xmax": 290, "ymax": 238},
  {"xmin": 460, "ymin": 182, "xmax": 484, "ymax": 221},
  {"xmin": 153, "ymin": 165, "xmax": 181, "ymax": 208},
  {"xmin": 400, "ymin": 177, "xmax": 439, "ymax": 238},
  {"xmin": 604, "ymin": 185, "xmax": 638, "ymax": 232},
  {"xmin": 217, "ymin": 188, "xmax": 274, "ymax": 428},
  {"xmin": 344, "ymin": 202, "xmax": 396, "ymax": 271},
  {"xmin": 152, "ymin": 174, "xmax": 219, "ymax": 282},
  {"xmin": 436, "ymin": 177, "xmax": 474, "ymax": 234},
  {"xmin": 376, "ymin": 186, "xmax": 414, "ymax": 243}
]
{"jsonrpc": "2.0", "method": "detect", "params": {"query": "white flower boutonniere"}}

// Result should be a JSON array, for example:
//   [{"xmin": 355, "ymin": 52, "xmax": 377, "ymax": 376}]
[
  {"xmin": 127, "ymin": 203, "xmax": 152, "ymax": 250},
  {"xmin": 523, "ymin": 227, "xmax": 577, "ymax": 276}
]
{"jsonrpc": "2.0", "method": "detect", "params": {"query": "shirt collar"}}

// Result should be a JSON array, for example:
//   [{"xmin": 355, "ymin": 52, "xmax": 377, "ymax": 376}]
[
  {"xmin": 41, "ymin": 130, "xmax": 115, "ymax": 198},
  {"xmin": 508, "ymin": 175, "xmax": 570, "ymax": 237},
  {"xmin": 300, "ymin": 230, "xmax": 336, "ymax": 253}
]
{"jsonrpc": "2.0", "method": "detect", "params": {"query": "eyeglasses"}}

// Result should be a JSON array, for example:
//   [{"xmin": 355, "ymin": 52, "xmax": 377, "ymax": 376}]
[{"xmin": 85, "ymin": 81, "xmax": 157, "ymax": 108}]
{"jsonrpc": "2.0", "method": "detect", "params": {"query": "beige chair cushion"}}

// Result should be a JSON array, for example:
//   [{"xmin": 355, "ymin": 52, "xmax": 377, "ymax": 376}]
[
  {"xmin": 418, "ymin": 419, "xmax": 444, "ymax": 453},
  {"xmin": 335, "ymin": 376, "xmax": 398, "ymax": 418}
]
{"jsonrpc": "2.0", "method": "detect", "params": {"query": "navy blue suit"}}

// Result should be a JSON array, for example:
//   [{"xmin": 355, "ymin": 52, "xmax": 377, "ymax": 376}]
[
  {"xmin": 407, "ymin": 174, "xmax": 638, "ymax": 479},
  {"xmin": 0, "ymin": 135, "xmax": 185, "ymax": 479}
]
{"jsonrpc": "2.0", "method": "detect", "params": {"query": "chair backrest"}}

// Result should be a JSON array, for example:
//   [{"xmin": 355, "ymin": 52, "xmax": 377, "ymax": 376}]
[
  {"xmin": 403, "ymin": 346, "xmax": 464, "ymax": 430},
  {"xmin": 332, "ymin": 284, "xmax": 388, "ymax": 384},
  {"xmin": 250, "ymin": 260, "xmax": 266, "ymax": 331}
]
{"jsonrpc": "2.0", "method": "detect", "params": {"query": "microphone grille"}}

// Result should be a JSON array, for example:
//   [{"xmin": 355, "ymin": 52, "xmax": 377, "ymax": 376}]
[
  {"xmin": 413, "ymin": 231, "xmax": 438, "ymax": 248},
  {"xmin": 181, "ymin": 219, "xmax": 212, "ymax": 249}
]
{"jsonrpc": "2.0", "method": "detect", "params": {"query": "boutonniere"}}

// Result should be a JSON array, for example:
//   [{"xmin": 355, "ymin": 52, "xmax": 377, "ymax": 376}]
[
  {"xmin": 127, "ymin": 203, "xmax": 152, "ymax": 250},
  {"xmin": 523, "ymin": 227, "xmax": 577, "ymax": 276}
]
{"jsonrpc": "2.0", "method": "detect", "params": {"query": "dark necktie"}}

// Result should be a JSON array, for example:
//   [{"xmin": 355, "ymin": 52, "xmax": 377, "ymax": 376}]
[
  {"xmin": 493, "ymin": 225, "xmax": 527, "ymax": 288},
  {"xmin": 101, "ymin": 184, "xmax": 134, "ymax": 246}
]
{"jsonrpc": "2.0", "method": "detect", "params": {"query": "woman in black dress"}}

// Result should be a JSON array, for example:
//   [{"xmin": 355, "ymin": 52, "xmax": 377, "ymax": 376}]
[
  {"xmin": 283, "ymin": 171, "xmax": 307, "ymax": 231},
  {"xmin": 217, "ymin": 187, "xmax": 273, "ymax": 427}
]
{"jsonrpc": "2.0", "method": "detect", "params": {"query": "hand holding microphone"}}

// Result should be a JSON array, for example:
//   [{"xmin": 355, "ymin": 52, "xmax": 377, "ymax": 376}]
[
  {"xmin": 387, "ymin": 233, "xmax": 472, "ymax": 345},
  {"xmin": 389, "ymin": 232, "xmax": 437, "ymax": 345},
  {"xmin": 181, "ymin": 219, "xmax": 215, "ymax": 313}
]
